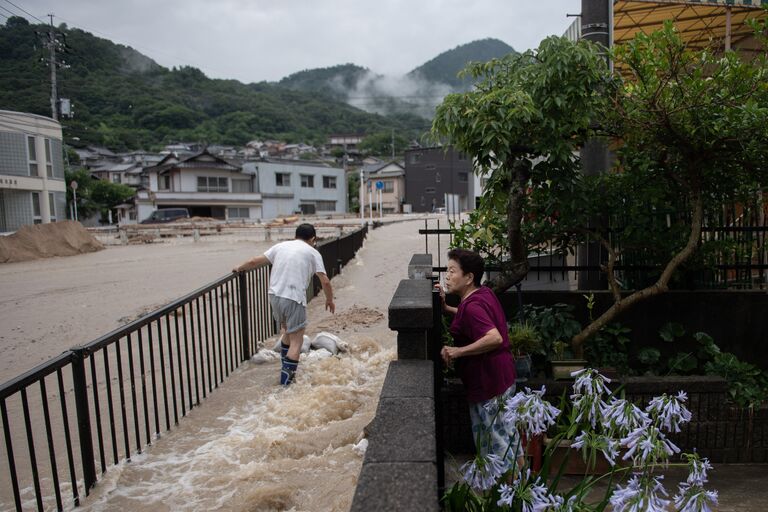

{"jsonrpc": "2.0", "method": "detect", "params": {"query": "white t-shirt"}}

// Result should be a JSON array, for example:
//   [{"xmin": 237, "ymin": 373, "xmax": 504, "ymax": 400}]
[{"xmin": 264, "ymin": 239, "xmax": 326, "ymax": 306}]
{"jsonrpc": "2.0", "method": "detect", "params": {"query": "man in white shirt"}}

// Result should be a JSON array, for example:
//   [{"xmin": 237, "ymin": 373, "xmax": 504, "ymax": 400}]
[{"xmin": 234, "ymin": 223, "xmax": 335, "ymax": 385}]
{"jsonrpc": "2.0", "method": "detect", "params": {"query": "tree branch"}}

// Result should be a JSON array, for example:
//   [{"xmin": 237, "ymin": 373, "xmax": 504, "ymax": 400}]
[{"xmin": 570, "ymin": 194, "xmax": 704, "ymax": 358}]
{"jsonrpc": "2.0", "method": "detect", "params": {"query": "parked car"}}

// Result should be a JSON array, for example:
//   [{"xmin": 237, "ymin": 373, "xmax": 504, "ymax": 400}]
[{"xmin": 140, "ymin": 208, "xmax": 190, "ymax": 224}]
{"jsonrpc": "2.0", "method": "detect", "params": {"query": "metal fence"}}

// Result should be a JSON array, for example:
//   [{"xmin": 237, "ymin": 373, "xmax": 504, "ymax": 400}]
[
  {"xmin": 0, "ymin": 225, "xmax": 368, "ymax": 512},
  {"xmin": 420, "ymin": 203, "xmax": 768, "ymax": 290}
]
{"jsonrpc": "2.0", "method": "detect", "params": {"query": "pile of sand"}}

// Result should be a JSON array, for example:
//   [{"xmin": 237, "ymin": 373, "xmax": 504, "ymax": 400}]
[{"xmin": 0, "ymin": 221, "xmax": 104, "ymax": 263}]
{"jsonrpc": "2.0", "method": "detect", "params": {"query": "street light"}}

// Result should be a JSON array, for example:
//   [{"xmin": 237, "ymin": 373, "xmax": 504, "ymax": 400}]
[{"xmin": 70, "ymin": 180, "xmax": 78, "ymax": 222}]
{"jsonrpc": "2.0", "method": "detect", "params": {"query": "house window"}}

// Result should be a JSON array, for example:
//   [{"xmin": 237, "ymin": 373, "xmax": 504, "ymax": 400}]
[
  {"xmin": 159, "ymin": 174, "xmax": 171, "ymax": 190},
  {"xmin": 458, "ymin": 172, "xmax": 468, "ymax": 183},
  {"xmin": 48, "ymin": 193, "xmax": 56, "ymax": 221},
  {"xmin": 129, "ymin": 211, "xmax": 137, "ymax": 220},
  {"xmin": 300, "ymin": 174, "xmax": 314, "ymax": 188},
  {"xmin": 276, "ymin": 173, "xmax": 291, "ymax": 186},
  {"xmin": 480, "ymin": 177, "xmax": 490, "ymax": 189},
  {"xmin": 44, "ymin": 139, "xmax": 53, "ymax": 177},
  {"xmin": 409, "ymin": 153, "xmax": 421, "ymax": 164},
  {"xmin": 197, "ymin": 176, "xmax": 228, "ymax": 192},
  {"xmin": 425, "ymin": 187, "xmax": 435, "ymax": 194},
  {"xmin": 435, "ymin": 172, "xmax": 441, "ymax": 183},
  {"xmin": 382, "ymin": 181, "xmax": 394, "ymax": 193},
  {"xmin": 458, "ymin": 152, "xmax": 467, "ymax": 160},
  {"xmin": 27, "ymin": 136, "xmax": 38, "ymax": 176},
  {"xmin": 316, "ymin": 200, "xmax": 336, "ymax": 211},
  {"xmin": 322, "ymin": 176, "xmax": 337, "ymax": 189},
  {"xmin": 31, "ymin": 192, "xmax": 41, "ymax": 223},
  {"xmin": 299, "ymin": 203, "xmax": 316, "ymax": 214},
  {"xmin": 227, "ymin": 207, "xmax": 250, "ymax": 219},
  {"xmin": 112, "ymin": 174, "xmax": 122, "ymax": 184},
  {"xmin": 232, "ymin": 178, "xmax": 252, "ymax": 193}
]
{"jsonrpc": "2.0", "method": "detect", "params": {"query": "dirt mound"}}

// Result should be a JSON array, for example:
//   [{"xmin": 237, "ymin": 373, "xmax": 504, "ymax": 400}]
[
  {"xmin": 312, "ymin": 306, "xmax": 385, "ymax": 332},
  {"xmin": 0, "ymin": 221, "xmax": 104, "ymax": 263}
]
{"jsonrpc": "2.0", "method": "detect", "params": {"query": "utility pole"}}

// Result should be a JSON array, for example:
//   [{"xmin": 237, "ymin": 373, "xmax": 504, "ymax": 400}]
[
  {"xmin": 391, "ymin": 129, "xmax": 395, "ymax": 161},
  {"xmin": 47, "ymin": 14, "xmax": 58, "ymax": 121},
  {"xmin": 578, "ymin": 0, "xmax": 612, "ymax": 290}
]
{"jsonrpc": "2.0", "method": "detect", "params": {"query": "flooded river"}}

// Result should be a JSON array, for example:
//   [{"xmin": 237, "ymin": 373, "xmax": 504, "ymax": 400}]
[{"xmin": 1, "ymin": 217, "xmax": 454, "ymax": 511}]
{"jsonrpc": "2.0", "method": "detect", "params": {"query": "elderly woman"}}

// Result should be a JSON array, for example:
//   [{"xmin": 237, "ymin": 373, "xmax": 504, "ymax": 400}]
[{"xmin": 437, "ymin": 248, "xmax": 523, "ymax": 471}]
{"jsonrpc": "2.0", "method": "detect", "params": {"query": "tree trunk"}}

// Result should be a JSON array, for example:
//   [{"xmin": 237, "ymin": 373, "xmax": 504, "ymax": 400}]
[
  {"xmin": 490, "ymin": 158, "xmax": 530, "ymax": 294},
  {"xmin": 570, "ymin": 194, "xmax": 704, "ymax": 358}
]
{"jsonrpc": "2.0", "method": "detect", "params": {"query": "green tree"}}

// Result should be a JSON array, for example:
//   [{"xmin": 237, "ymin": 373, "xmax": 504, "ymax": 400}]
[
  {"xmin": 432, "ymin": 36, "xmax": 610, "ymax": 293},
  {"xmin": 64, "ymin": 168, "xmax": 136, "ymax": 221},
  {"xmin": 358, "ymin": 131, "xmax": 408, "ymax": 157},
  {"xmin": 434, "ymin": 23, "xmax": 768, "ymax": 358},
  {"xmin": 561, "ymin": 22, "xmax": 768, "ymax": 353},
  {"xmin": 347, "ymin": 170, "xmax": 360, "ymax": 213}
]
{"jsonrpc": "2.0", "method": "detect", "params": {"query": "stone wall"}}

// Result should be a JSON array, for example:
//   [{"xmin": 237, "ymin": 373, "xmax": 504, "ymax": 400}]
[{"xmin": 350, "ymin": 255, "xmax": 442, "ymax": 511}]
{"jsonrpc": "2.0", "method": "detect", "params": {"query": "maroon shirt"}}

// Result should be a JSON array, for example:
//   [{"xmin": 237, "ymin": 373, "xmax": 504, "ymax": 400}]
[{"xmin": 449, "ymin": 286, "xmax": 516, "ymax": 403}]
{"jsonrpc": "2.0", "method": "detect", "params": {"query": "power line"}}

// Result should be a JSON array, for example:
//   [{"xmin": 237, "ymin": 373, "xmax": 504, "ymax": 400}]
[
  {"xmin": 0, "ymin": 4, "xmax": 21, "ymax": 19},
  {"xmin": 1, "ymin": 0, "xmax": 45, "ymax": 23}
]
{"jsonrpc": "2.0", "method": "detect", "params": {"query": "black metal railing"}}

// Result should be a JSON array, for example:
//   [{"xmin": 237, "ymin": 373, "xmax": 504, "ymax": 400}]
[
  {"xmin": 0, "ymin": 225, "xmax": 368, "ymax": 512},
  {"xmin": 310, "ymin": 224, "xmax": 369, "ymax": 297},
  {"xmin": 421, "ymin": 210, "xmax": 768, "ymax": 290}
]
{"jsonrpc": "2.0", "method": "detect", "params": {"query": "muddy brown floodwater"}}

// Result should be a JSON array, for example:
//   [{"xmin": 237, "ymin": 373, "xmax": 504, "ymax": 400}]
[{"xmin": 0, "ymin": 218, "xmax": 455, "ymax": 511}]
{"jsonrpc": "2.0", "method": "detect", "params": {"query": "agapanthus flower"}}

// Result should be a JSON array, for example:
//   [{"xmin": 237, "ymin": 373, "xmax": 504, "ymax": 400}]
[
  {"xmin": 570, "ymin": 369, "xmax": 611, "ymax": 428},
  {"xmin": 460, "ymin": 453, "xmax": 506, "ymax": 492},
  {"xmin": 502, "ymin": 386, "xmax": 561, "ymax": 437},
  {"xmin": 673, "ymin": 454, "xmax": 718, "ymax": 512},
  {"xmin": 496, "ymin": 470, "xmax": 563, "ymax": 511},
  {"xmin": 600, "ymin": 397, "xmax": 651, "ymax": 437},
  {"xmin": 571, "ymin": 368, "xmax": 611, "ymax": 397},
  {"xmin": 646, "ymin": 391, "xmax": 692, "ymax": 433},
  {"xmin": 571, "ymin": 394, "xmax": 608, "ymax": 428},
  {"xmin": 524, "ymin": 481, "xmax": 564, "ymax": 512},
  {"xmin": 674, "ymin": 485, "xmax": 719, "ymax": 512},
  {"xmin": 482, "ymin": 395, "xmax": 503, "ymax": 416},
  {"xmin": 570, "ymin": 431, "xmax": 621, "ymax": 466},
  {"xmin": 621, "ymin": 425, "xmax": 680, "ymax": 466},
  {"xmin": 555, "ymin": 495, "xmax": 579, "ymax": 512},
  {"xmin": 610, "ymin": 474, "xmax": 670, "ymax": 512},
  {"xmin": 685, "ymin": 455, "xmax": 713, "ymax": 486},
  {"xmin": 497, "ymin": 482, "xmax": 516, "ymax": 507}
]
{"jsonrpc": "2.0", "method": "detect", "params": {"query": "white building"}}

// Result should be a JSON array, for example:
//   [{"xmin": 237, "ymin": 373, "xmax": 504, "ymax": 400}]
[
  {"xmin": 134, "ymin": 149, "xmax": 262, "ymax": 222},
  {"xmin": 244, "ymin": 159, "xmax": 346, "ymax": 219},
  {"xmin": 0, "ymin": 110, "xmax": 67, "ymax": 231}
]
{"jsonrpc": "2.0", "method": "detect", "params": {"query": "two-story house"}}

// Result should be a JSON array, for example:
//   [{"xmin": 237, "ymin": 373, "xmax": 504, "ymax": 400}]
[
  {"xmin": 243, "ymin": 159, "xmax": 346, "ymax": 219},
  {"xmin": 0, "ymin": 110, "xmax": 66, "ymax": 231},
  {"xmin": 135, "ymin": 149, "xmax": 262, "ymax": 222},
  {"xmin": 361, "ymin": 161, "xmax": 406, "ymax": 214}
]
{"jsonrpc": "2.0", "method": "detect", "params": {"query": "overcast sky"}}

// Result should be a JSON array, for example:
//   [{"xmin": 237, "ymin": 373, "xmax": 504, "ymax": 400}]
[{"xmin": 12, "ymin": 1, "xmax": 582, "ymax": 83}]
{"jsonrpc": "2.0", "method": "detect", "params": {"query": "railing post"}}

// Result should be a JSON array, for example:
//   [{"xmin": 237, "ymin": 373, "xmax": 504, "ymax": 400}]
[
  {"xmin": 238, "ymin": 272, "xmax": 251, "ymax": 361},
  {"xmin": 71, "ymin": 347, "xmax": 97, "ymax": 493}
]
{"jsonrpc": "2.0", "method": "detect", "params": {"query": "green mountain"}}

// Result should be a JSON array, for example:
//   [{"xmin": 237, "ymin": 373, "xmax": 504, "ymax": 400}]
[
  {"xmin": 279, "ymin": 64, "xmax": 371, "ymax": 100},
  {"xmin": 272, "ymin": 38, "xmax": 517, "ymax": 119},
  {"xmin": 0, "ymin": 17, "xmax": 429, "ymax": 151},
  {"xmin": 408, "ymin": 38, "xmax": 517, "ymax": 89}
]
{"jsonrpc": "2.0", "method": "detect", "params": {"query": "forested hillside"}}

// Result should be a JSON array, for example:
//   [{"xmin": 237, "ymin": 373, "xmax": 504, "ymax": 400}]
[
  {"xmin": 408, "ymin": 38, "xmax": 517, "ymax": 89},
  {"xmin": 0, "ymin": 17, "xmax": 428, "ymax": 151}
]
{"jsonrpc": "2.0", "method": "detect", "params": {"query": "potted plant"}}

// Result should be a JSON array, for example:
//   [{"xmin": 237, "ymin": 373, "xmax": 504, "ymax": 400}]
[
  {"xmin": 508, "ymin": 322, "xmax": 543, "ymax": 382},
  {"xmin": 550, "ymin": 340, "xmax": 588, "ymax": 380}
]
